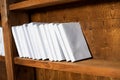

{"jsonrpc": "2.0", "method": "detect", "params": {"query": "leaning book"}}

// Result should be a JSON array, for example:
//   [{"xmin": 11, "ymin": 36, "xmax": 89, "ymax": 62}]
[{"xmin": 58, "ymin": 22, "xmax": 91, "ymax": 62}]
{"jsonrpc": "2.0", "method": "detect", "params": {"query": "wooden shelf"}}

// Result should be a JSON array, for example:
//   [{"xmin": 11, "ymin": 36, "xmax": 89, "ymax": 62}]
[
  {"xmin": 9, "ymin": 0, "xmax": 78, "ymax": 10},
  {"xmin": 0, "ymin": 56, "xmax": 5, "ymax": 62},
  {"xmin": 14, "ymin": 57, "xmax": 120, "ymax": 78}
]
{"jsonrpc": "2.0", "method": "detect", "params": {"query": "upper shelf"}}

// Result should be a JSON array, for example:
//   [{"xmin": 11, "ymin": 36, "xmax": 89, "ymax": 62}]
[
  {"xmin": 0, "ymin": 56, "xmax": 5, "ymax": 62},
  {"xmin": 9, "ymin": 0, "xmax": 78, "ymax": 10},
  {"xmin": 14, "ymin": 57, "xmax": 120, "ymax": 78}
]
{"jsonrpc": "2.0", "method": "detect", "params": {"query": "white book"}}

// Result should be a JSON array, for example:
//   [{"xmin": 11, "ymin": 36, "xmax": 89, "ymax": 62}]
[
  {"xmin": 27, "ymin": 23, "xmax": 40, "ymax": 59},
  {"xmin": 0, "ymin": 27, "xmax": 3, "ymax": 56},
  {"xmin": 1, "ymin": 28, "xmax": 5, "ymax": 56},
  {"xmin": 46, "ymin": 23, "xmax": 58, "ymax": 61},
  {"xmin": 19, "ymin": 25, "xmax": 31, "ymax": 58},
  {"xmin": 38, "ymin": 24, "xmax": 49, "ymax": 60},
  {"xmin": 58, "ymin": 22, "xmax": 91, "ymax": 62},
  {"xmin": 12, "ymin": 26, "xmax": 25, "ymax": 57},
  {"xmin": 0, "ymin": 27, "xmax": 5, "ymax": 56},
  {"xmin": 45, "ymin": 24, "xmax": 57, "ymax": 61},
  {"xmin": 22, "ymin": 24, "xmax": 35, "ymax": 58},
  {"xmin": 19, "ymin": 25, "xmax": 30, "ymax": 58},
  {"xmin": 52, "ymin": 24, "xmax": 66, "ymax": 61},
  {"xmin": 26, "ymin": 23, "xmax": 36, "ymax": 59},
  {"xmin": 48, "ymin": 23, "xmax": 63, "ymax": 61},
  {"xmin": 12, "ymin": 27, "xmax": 23, "ymax": 57},
  {"xmin": 54, "ymin": 24, "xmax": 70, "ymax": 61},
  {"xmin": 42, "ymin": 24, "xmax": 53, "ymax": 61},
  {"xmin": 31, "ymin": 23, "xmax": 45, "ymax": 60}
]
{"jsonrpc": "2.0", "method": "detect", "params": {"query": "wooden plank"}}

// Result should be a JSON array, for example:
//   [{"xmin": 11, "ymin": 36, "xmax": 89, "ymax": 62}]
[
  {"xmin": 14, "ymin": 57, "xmax": 120, "ymax": 78},
  {"xmin": 1, "ymin": 0, "xmax": 15, "ymax": 80},
  {"xmin": 0, "ymin": 56, "xmax": 5, "ymax": 62},
  {"xmin": 9, "ymin": 0, "xmax": 78, "ymax": 10}
]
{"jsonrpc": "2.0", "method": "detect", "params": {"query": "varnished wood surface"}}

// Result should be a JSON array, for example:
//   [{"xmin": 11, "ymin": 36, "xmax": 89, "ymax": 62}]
[
  {"xmin": 30, "ymin": 0, "xmax": 120, "ymax": 80},
  {"xmin": 9, "ymin": 0, "xmax": 78, "ymax": 10},
  {"xmin": 14, "ymin": 57, "xmax": 120, "ymax": 78},
  {"xmin": 0, "ymin": 56, "xmax": 5, "ymax": 62},
  {"xmin": 31, "ymin": 0, "xmax": 120, "ymax": 62},
  {"xmin": 1, "ymin": 0, "xmax": 120, "ymax": 80},
  {"xmin": 1, "ymin": 0, "xmax": 15, "ymax": 80},
  {"xmin": 1, "ymin": 0, "xmax": 35, "ymax": 80},
  {"xmin": 36, "ymin": 68, "xmax": 120, "ymax": 80},
  {"xmin": 1, "ymin": 1, "xmax": 35, "ymax": 80}
]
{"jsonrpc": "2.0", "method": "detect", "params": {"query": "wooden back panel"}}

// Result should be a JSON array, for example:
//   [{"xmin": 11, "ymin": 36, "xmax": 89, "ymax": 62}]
[
  {"xmin": 31, "ymin": 0, "xmax": 120, "ymax": 62},
  {"xmin": 36, "ymin": 68, "xmax": 120, "ymax": 80},
  {"xmin": 0, "ymin": 62, "xmax": 7, "ymax": 80},
  {"xmin": 30, "ymin": 1, "xmax": 120, "ymax": 80}
]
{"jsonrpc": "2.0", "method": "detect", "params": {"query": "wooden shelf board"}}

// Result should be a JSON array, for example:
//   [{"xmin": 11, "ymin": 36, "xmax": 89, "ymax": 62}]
[
  {"xmin": 0, "ymin": 55, "xmax": 5, "ymax": 62},
  {"xmin": 9, "ymin": 0, "xmax": 78, "ymax": 10},
  {"xmin": 14, "ymin": 57, "xmax": 120, "ymax": 78}
]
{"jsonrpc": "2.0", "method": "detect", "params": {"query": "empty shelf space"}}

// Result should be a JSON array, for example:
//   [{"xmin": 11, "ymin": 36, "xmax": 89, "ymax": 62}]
[
  {"xmin": 14, "ymin": 57, "xmax": 120, "ymax": 78},
  {"xmin": 0, "ymin": 56, "xmax": 5, "ymax": 62},
  {"xmin": 9, "ymin": 0, "xmax": 78, "ymax": 10}
]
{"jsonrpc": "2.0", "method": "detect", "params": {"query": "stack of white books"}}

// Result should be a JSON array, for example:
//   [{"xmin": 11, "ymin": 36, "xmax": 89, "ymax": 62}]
[
  {"xmin": 12, "ymin": 22, "xmax": 91, "ymax": 62},
  {"xmin": 0, "ymin": 27, "xmax": 5, "ymax": 56}
]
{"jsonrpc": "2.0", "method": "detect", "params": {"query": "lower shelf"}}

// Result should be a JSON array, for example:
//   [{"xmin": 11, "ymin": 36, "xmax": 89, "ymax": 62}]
[
  {"xmin": 0, "ymin": 56, "xmax": 5, "ymax": 62},
  {"xmin": 14, "ymin": 57, "xmax": 120, "ymax": 78}
]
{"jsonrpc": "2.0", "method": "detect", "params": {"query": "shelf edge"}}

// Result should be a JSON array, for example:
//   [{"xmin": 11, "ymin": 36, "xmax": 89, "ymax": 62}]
[
  {"xmin": 9, "ymin": 0, "xmax": 78, "ymax": 10},
  {"xmin": 14, "ymin": 57, "xmax": 120, "ymax": 78}
]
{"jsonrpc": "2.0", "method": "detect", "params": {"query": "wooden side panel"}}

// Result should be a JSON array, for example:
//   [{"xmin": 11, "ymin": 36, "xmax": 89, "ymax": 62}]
[
  {"xmin": 1, "ymin": 0, "xmax": 35, "ymax": 80},
  {"xmin": 30, "ymin": 0, "xmax": 120, "ymax": 80},
  {"xmin": 1, "ymin": 0, "xmax": 15, "ymax": 80},
  {"xmin": 0, "ymin": 2, "xmax": 7, "ymax": 80}
]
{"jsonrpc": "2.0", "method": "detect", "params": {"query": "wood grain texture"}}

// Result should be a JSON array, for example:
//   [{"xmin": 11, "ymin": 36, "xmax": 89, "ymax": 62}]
[
  {"xmin": 36, "ymin": 69, "xmax": 120, "ymax": 80},
  {"xmin": 14, "ymin": 57, "xmax": 120, "ymax": 78},
  {"xmin": 9, "ymin": 0, "xmax": 78, "ymax": 10},
  {"xmin": 31, "ymin": 0, "xmax": 120, "ymax": 62},
  {"xmin": 0, "ymin": 62, "xmax": 7, "ymax": 80},
  {"xmin": 1, "ymin": 0, "xmax": 35, "ymax": 80},
  {"xmin": 1, "ymin": 0, "xmax": 15, "ymax": 80},
  {"xmin": 0, "ymin": 2, "xmax": 7, "ymax": 80},
  {"xmin": 1, "ymin": 0, "xmax": 120, "ymax": 80},
  {"xmin": 30, "ymin": 0, "xmax": 120, "ymax": 80}
]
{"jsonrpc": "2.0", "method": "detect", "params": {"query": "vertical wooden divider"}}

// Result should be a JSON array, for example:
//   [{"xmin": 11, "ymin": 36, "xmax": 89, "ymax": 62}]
[
  {"xmin": 1, "ymin": 0, "xmax": 15, "ymax": 80},
  {"xmin": 1, "ymin": 0, "xmax": 35, "ymax": 80}
]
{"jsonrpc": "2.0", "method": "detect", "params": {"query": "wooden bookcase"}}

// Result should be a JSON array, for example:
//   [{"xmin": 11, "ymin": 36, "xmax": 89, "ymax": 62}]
[{"xmin": 0, "ymin": 0, "xmax": 120, "ymax": 80}]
